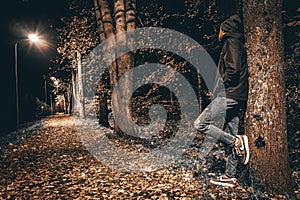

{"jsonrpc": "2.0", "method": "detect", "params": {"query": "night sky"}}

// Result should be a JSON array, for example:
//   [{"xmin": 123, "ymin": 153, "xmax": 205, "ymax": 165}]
[{"xmin": 0, "ymin": 0, "xmax": 70, "ymax": 131}]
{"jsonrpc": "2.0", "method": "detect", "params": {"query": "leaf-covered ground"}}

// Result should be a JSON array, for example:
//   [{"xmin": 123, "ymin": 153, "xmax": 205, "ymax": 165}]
[{"xmin": 0, "ymin": 115, "xmax": 299, "ymax": 199}]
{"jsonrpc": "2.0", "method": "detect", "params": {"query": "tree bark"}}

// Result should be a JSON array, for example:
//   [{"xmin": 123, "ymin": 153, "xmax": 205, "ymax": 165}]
[{"xmin": 243, "ymin": 0, "xmax": 293, "ymax": 194}]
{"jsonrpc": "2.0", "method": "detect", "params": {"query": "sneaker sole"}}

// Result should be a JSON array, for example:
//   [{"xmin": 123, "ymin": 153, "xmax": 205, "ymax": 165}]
[
  {"xmin": 210, "ymin": 180, "xmax": 235, "ymax": 188},
  {"xmin": 242, "ymin": 135, "xmax": 250, "ymax": 165}
]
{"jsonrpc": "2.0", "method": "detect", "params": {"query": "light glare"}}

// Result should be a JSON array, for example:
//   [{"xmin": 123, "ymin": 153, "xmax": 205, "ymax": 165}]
[{"xmin": 28, "ymin": 34, "xmax": 39, "ymax": 42}]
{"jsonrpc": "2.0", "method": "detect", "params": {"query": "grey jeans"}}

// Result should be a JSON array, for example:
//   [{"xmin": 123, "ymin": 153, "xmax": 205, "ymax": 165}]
[{"xmin": 194, "ymin": 97, "xmax": 246, "ymax": 177}]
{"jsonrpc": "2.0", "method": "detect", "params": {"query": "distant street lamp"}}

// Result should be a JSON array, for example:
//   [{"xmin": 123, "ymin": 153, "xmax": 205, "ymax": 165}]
[
  {"xmin": 43, "ymin": 75, "xmax": 48, "ymax": 104},
  {"xmin": 15, "ymin": 33, "xmax": 41, "ymax": 127}
]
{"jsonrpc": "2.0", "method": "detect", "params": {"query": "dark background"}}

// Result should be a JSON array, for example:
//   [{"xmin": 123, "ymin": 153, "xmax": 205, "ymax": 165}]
[{"xmin": 0, "ymin": 0, "xmax": 71, "ymax": 132}]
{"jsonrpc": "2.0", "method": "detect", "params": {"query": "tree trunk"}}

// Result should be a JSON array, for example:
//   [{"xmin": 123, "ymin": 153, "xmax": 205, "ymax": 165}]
[
  {"xmin": 243, "ymin": 0, "xmax": 293, "ymax": 194},
  {"xmin": 50, "ymin": 94, "xmax": 53, "ymax": 115},
  {"xmin": 97, "ymin": 70, "xmax": 110, "ymax": 128},
  {"xmin": 94, "ymin": 0, "xmax": 110, "ymax": 126},
  {"xmin": 98, "ymin": 0, "xmax": 118, "ymax": 87},
  {"xmin": 97, "ymin": 0, "xmax": 119, "ymax": 132},
  {"xmin": 95, "ymin": 0, "xmax": 136, "ymax": 135},
  {"xmin": 197, "ymin": 72, "xmax": 202, "ymax": 112},
  {"xmin": 63, "ymin": 95, "xmax": 66, "ymax": 114},
  {"xmin": 94, "ymin": 0, "xmax": 136, "ymax": 135},
  {"xmin": 113, "ymin": 0, "xmax": 135, "ymax": 136},
  {"xmin": 67, "ymin": 83, "xmax": 71, "ymax": 114},
  {"xmin": 94, "ymin": 0, "xmax": 106, "ymax": 43},
  {"xmin": 125, "ymin": 0, "xmax": 136, "ymax": 32},
  {"xmin": 125, "ymin": 0, "xmax": 136, "ymax": 124},
  {"xmin": 77, "ymin": 51, "xmax": 85, "ymax": 118},
  {"xmin": 114, "ymin": 0, "xmax": 127, "ymax": 134},
  {"xmin": 72, "ymin": 70, "xmax": 77, "ymax": 115}
]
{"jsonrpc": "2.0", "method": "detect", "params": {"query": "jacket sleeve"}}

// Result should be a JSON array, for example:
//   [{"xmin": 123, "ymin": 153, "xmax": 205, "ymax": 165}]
[{"xmin": 223, "ymin": 39, "xmax": 242, "ymax": 87}]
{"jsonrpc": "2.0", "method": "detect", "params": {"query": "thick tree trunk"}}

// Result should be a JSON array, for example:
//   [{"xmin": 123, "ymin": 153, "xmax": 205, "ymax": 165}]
[
  {"xmin": 98, "ymin": 0, "xmax": 119, "ymax": 132},
  {"xmin": 243, "ymin": 0, "xmax": 293, "ymax": 194},
  {"xmin": 113, "ymin": 0, "xmax": 135, "ymax": 136},
  {"xmin": 114, "ymin": 0, "xmax": 127, "ymax": 133},
  {"xmin": 95, "ymin": 0, "xmax": 136, "ymax": 135},
  {"xmin": 94, "ymin": 0, "xmax": 110, "ymax": 126}
]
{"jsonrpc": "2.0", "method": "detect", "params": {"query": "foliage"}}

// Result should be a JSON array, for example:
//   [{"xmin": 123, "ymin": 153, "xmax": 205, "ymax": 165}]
[
  {"xmin": 56, "ymin": 0, "xmax": 99, "ymax": 63},
  {"xmin": 51, "ymin": 0, "xmax": 99, "ymax": 92}
]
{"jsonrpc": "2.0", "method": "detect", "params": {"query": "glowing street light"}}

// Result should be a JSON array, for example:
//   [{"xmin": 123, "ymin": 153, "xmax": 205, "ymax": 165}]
[
  {"xmin": 28, "ymin": 34, "xmax": 39, "ymax": 42},
  {"xmin": 15, "ymin": 33, "xmax": 42, "ymax": 127}
]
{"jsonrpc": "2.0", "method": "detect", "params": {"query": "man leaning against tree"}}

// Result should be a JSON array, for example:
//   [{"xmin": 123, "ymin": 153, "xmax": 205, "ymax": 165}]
[{"xmin": 194, "ymin": 14, "xmax": 250, "ymax": 188}]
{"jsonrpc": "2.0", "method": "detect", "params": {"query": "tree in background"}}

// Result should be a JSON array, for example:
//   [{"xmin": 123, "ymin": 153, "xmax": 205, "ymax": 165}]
[
  {"xmin": 93, "ymin": 0, "xmax": 136, "ymax": 135},
  {"xmin": 55, "ymin": 0, "xmax": 99, "ymax": 118}
]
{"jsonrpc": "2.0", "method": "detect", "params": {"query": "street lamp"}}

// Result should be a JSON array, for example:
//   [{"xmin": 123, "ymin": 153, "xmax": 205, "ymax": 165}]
[
  {"xmin": 15, "ymin": 33, "xmax": 40, "ymax": 127},
  {"xmin": 28, "ymin": 34, "xmax": 39, "ymax": 42},
  {"xmin": 43, "ymin": 75, "xmax": 48, "ymax": 104}
]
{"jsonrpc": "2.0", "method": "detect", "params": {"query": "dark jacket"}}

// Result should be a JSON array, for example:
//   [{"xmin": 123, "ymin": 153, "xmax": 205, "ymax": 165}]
[{"xmin": 213, "ymin": 15, "xmax": 249, "ymax": 101}]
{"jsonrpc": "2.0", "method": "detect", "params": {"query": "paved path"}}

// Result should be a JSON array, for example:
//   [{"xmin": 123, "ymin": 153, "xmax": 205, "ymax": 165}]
[
  {"xmin": 0, "ymin": 115, "xmax": 298, "ymax": 199},
  {"xmin": 0, "ymin": 116, "xmax": 204, "ymax": 199}
]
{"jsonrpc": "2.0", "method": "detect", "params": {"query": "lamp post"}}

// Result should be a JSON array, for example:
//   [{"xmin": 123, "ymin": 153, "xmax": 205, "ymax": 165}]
[
  {"xmin": 14, "ymin": 33, "xmax": 40, "ymax": 127},
  {"xmin": 43, "ymin": 75, "xmax": 47, "ymax": 104}
]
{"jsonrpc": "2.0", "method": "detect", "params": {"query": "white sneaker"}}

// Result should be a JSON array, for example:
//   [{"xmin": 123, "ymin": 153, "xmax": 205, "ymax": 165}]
[
  {"xmin": 210, "ymin": 175, "xmax": 238, "ymax": 187},
  {"xmin": 234, "ymin": 135, "xmax": 250, "ymax": 165}
]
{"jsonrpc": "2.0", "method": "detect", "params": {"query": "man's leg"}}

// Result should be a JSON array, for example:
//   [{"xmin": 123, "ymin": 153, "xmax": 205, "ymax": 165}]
[
  {"xmin": 195, "ymin": 98, "xmax": 249, "ymax": 187},
  {"xmin": 194, "ymin": 97, "xmax": 237, "ymax": 146},
  {"xmin": 224, "ymin": 116, "xmax": 239, "ymax": 178}
]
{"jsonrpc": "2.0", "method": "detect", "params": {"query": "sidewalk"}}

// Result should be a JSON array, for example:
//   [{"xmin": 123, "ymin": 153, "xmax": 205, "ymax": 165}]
[
  {"xmin": 0, "ymin": 116, "xmax": 203, "ymax": 199},
  {"xmin": 0, "ymin": 115, "xmax": 298, "ymax": 199}
]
